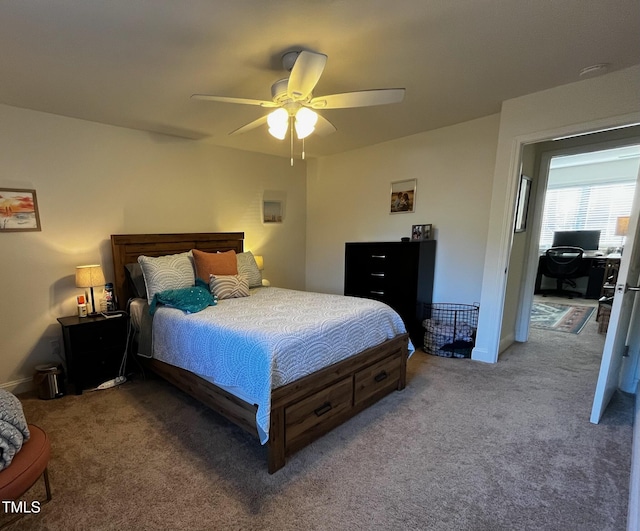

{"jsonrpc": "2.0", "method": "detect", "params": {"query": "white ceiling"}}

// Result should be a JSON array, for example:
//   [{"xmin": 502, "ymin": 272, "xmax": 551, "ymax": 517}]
[{"xmin": 1, "ymin": 1, "xmax": 638, "ymax": 159}]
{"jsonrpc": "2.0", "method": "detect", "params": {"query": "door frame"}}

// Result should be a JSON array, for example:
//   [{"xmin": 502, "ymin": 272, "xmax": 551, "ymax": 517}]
[
  {"xmin": 473, "ymin": 111, "xmax": 640, "ymax": 364},
  {"xmin": 515, "ymin": 134, "xmax": 640, "ymax": 343}
]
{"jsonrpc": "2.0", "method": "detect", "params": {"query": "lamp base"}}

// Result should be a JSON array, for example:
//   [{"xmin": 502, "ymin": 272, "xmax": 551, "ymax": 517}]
[{"xmin": 89, "ymin": 287, "xmax": 98, "ymax": 316}]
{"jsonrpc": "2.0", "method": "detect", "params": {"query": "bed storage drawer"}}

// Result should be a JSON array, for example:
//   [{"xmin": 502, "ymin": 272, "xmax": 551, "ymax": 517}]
[
  {"xmin": 354, "ymin": 351, "xmax": 402, "ymax": 406},
  {"xmin": 285, "ymin": 377, "xmax": 353, "ymax": 445}
]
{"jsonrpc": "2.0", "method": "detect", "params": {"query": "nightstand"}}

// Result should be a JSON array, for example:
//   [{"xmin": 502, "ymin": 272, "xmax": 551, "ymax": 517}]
[{"xmin": 57, "ymin": 312, "xmax": 128, "ymax": 394}]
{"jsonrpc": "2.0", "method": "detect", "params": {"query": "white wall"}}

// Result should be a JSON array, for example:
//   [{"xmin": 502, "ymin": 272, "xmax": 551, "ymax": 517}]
[
  {"xmin": 474, "ymin": 65, "xmax": 640, "ymax": 363},
  {"xmin": 0, "ymin": 104, "xmax": 306, "ymax": 390},
  {"xmin": 306, "ymin": 114, "xmax": 500, "ymax": 304}
]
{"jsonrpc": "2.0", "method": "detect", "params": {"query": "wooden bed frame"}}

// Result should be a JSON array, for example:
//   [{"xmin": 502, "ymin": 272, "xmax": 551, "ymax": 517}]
[{"xmin": 111, "ymin": 232, "xmax": 409, "ymax": 473}]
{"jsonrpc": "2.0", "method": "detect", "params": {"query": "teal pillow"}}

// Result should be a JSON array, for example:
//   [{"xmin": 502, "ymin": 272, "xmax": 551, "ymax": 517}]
[{"xmin": 149, "ymin": 278, "xmax": 217, "ymax": 315}]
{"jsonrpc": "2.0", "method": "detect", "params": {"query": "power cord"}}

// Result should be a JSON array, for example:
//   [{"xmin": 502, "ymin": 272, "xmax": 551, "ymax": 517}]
[{"xmin": 91, "ymin": 299, "xmax": 135, "ymax": 391}]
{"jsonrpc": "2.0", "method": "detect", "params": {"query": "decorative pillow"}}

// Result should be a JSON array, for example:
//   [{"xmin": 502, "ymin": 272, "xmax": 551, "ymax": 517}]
[
  {"xmin": 149, "ymin": 279, "xmax": 217, "ymax": 315},
  {"xmin": 209, "ymin": 274, "xmax": 250, "ymax": 300},
  {"xmin": 125, "ymin": 263, "xmax": 147, "ymax": 299},
  {"xmin": 192, "ymin": 249, "xmax": 238, "ymax": 282},
  {"xmin": 138, "ymin": 251, "xmax": 195, "ymax": 304},
  {"xmin": 236, "ymin": 251, "xmax": 263, "ymax": 288}
]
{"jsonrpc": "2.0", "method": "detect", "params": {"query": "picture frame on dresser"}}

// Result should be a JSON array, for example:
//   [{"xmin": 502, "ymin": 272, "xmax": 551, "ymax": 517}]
[
  {"xmin": 412, "ymin": 224, "xmax": 432, "ymax": 241},
  {"xmin": 390, "ymin": 179, "xmax": 416, "ymax": 214}
]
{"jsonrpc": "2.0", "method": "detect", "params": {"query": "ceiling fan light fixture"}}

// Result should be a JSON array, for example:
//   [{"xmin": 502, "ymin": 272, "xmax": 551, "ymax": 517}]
[
  {"xmin": 267, "ymin": 108, "xmax": 288, "ymax": 140},
  {"xmin": 192, "ymin": 49, "xmax": 405, "ymax": 156},
  {"xmin": 268, "ymin": 126, "xmax": 287, "ymax": 140},
  {"xmin": 294, "ymin": 107, "xmax": 318, "ymax": 139}
]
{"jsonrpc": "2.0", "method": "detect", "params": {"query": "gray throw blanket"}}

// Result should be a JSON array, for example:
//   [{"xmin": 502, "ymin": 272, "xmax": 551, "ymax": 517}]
[{"xmin": 0, "ymin": 390, "xmax": 30, "ymax": 471}]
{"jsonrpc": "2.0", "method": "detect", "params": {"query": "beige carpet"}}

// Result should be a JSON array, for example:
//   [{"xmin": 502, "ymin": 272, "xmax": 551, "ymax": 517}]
[{"xmin": 9, "ymin": 313, "xmax": 634, "ymax": 530}]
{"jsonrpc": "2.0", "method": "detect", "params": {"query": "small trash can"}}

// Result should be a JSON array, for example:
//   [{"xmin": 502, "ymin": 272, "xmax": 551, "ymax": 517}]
[{"xmin": 33, "ymin": 364, "xmax": 65, "ymax": 400}]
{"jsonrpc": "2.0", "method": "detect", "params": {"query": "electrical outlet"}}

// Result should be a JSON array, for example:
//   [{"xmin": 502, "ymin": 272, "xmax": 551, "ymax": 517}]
[{"xmin": 50, "ymin": 339, "xmax": 61, "ymax": 357}]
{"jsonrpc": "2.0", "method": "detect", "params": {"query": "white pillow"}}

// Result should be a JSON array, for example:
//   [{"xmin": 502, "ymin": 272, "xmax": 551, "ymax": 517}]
[
  {"xmin": 138, "ymin": 251, "xmax": 195, "ymax": 304},
  {"xmin": 209, "ymin": 274, "xmax": 250, "ymax": 300},
  {"xmin": 236, "ymin": 251, "xmax": 263, "ymax": 288}
]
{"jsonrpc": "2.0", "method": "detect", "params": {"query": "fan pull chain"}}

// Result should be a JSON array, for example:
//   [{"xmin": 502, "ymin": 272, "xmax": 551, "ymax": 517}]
[{"xmin": 301, "ymin": 138, "xmax": 306, "ymax": 160}]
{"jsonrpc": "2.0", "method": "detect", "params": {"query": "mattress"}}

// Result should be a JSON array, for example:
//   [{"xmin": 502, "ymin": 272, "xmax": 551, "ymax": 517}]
[{"xmin": 139, "ymin": 287, "xmax": 413, "ymax": 443}]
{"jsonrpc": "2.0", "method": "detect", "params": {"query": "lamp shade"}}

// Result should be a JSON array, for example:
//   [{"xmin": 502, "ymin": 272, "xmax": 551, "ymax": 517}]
[
  {"xmin": 267, "ymin": 108, "xmax": 289, "ymax": 140},
  {"xmin": 75, "ymin": 265, "xmax": 105, "ymax": 288},
  {"xmin": 294, "ymin": 107, "xmax": 318, "ymax": 139},
  {"xmin": 615, "ymin": 216, "xmax": 630, "ymax": 237},
  {"xmin": 254, "ymin": 255, "xmax": 264, "ymax": 271}
]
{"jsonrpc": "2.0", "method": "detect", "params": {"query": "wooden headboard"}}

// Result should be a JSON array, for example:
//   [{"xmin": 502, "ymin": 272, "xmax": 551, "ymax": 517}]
[{"xmin": 110, "ymin": 232, "xmax": 244, "ymax": 310}]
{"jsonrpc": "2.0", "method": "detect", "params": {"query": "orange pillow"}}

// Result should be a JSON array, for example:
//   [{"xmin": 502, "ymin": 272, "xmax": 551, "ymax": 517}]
[{"xmin": 192, "ymin": 249, "xmax": 237, "ymax": 281}]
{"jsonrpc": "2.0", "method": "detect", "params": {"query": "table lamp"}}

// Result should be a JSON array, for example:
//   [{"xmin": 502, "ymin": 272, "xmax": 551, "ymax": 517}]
[
  {"xmin": 615, "ymin": 216, "xmax": 629, "ymax": 254},
  {"xmin": 75, "ymin": 264, "xmax": 105, "ymax": 315},
  {"xmin": 253, "ymin": 255, "xmax": 270, "ymax": 286}
]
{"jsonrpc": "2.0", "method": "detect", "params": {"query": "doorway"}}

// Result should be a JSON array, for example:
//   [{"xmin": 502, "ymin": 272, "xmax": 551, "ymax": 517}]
[
  {"xmin": 529, "ymin": 144, "xmax": 639, "ymax": 343},
  {"xmin": 507, "ymin": 125, "xmax": 640, "ymax": 347}
]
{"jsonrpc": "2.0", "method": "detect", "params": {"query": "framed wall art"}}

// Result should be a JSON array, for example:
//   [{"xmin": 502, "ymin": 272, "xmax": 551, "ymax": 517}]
[
  {"xmin": 412, "ymin": 224, "xmax": 432, "ymax": 241},
  {"xmin": 263, "ymin": 200, "xmax": 283, "ymax": 223},
  {"xmin": 390, "ymin": 179, "xmax": 416, "ymax": 214},
  {"xmin": 514, "ymin": 175, "xmax": 532, "ymax": 233},
  {"xmin": 0, "ymin": 188, "xmax": 41, "ymax": 232}
]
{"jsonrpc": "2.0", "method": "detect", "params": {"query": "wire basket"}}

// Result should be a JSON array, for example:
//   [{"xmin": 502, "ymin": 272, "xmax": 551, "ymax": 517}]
[{"xmin": 422, "ymin": 303, "xmax": 479, "ymax": 358}]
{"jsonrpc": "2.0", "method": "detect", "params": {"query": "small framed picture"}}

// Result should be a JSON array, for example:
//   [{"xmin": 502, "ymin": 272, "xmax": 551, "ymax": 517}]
[
  {"xmin": 0, "ymin": 188, "xmax": 41, "ymax": 232},
  {"xmin": 390, "ymin": 179, "xmax": 416, "ymax": 214},
  {"xmin": 514, "ymin": 175, "xmax": 532, "ymax": 233},
  {"xmin": 411, "ymin": 224, "xmax": 432, "ymax": 241},
  {"xmin": 263, "ymin": 200, "xmax": 283, "ymax": 223}
]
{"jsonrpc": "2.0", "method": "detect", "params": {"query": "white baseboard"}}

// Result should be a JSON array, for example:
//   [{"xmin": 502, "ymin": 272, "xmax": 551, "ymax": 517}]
[
  {"xmin": 1, "ymin": 377, "xmax": 34, "ymax": 396},
  {"xmin": 472, "ymin": 334, "xmax": 516, "ymax": 364},
  {"xmin": 628, "ymin": 383, "xmax": 640, "ymax": 531}
]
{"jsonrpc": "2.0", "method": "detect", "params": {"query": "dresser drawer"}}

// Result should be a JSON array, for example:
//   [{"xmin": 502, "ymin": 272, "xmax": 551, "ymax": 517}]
[
  {"xmin": 345, "ymin": 243, "xmax": 419, "ymax": 293},
  {"xmin": 285, "ymin": 377, "xmax": 353, "ymax": 445},
  {"xmin": 354, "ymin": 352, "xmax": 402, "ymax": 406},
  {"xmin": 69, "ymin": 320, "xmax": 127, "ymax": 351},
  {"xmin": 77, "ymin": 347, "xmax": 122, "ymax": 388}
]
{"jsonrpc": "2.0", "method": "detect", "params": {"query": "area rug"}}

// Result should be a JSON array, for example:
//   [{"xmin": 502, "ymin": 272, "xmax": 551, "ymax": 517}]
[{"xmin": 530, "ymin": 301, "xmax": 595, "ymax": 334}]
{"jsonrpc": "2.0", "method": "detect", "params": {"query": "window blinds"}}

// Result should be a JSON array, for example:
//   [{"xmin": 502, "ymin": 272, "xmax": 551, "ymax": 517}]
[{"xmin": 539, "ymin": 182, "xmax": 636, "ymax": 250}]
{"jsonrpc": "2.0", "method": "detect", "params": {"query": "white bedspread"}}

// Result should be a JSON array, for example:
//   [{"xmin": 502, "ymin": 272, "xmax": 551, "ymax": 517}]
[{"xmin": 151, "ymin": 287, "xmax": 413, "ymax": 443}]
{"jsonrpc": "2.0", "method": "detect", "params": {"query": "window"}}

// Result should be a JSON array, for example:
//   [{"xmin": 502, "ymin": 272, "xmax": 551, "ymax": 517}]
[
  {"xmin": 540, "ymin": 182, "xmax": 636, "ymax": 250},
  {"xmin": 539, "ymin": 145, "xmax": 639, "ymax": 251}
]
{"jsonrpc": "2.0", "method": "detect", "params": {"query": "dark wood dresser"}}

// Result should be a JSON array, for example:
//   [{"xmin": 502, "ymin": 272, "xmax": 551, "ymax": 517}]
[{"xmin": 344, "ymin": 240, "xmax": 436, "ymax": 344}]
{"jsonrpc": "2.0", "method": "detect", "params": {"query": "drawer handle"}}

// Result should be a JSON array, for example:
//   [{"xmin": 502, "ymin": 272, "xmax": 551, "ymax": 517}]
[
  {"xmin": 370, "ymin": 290, "xmax": 384, "ymax": 296},
  {"xmin": 371, "ymin": 255, "xmax": 386, "ymax": 259},
  {"xmin": 371, "ymin": 273, "xmax": 385, "ymax": 277},
  {"xmin": 314, "ymin": 402, "xmax": 333, "ymax": 417},
  {"xmin": 374, "ymin": 371, "xmax": 388, "ymax": 383}
]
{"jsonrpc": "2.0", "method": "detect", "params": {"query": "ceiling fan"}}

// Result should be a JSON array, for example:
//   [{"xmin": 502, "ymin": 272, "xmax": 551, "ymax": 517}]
[{"xmin": 191, "ymin": 50, "xmax": 405, "ymax": 161}]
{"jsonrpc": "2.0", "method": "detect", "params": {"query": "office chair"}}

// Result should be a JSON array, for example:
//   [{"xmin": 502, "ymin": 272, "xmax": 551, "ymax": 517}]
[{"xmin": 542, "ymin": 246, "xmax": 585, "ymax": 299}]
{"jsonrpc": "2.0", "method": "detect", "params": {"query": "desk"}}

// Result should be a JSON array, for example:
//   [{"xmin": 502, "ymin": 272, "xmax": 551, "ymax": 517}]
[{"xmin": 535, "ymin": 256, "xmax": 620, "ymax": 299}]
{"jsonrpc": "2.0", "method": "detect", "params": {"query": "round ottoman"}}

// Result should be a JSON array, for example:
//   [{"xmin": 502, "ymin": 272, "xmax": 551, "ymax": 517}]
[{"xmin": 0, "ymin": 424, "xmax": 51, "ymax": 527}]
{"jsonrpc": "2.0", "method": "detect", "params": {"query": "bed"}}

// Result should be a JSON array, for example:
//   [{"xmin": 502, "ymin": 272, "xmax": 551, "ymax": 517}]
[{"xmin": 111, "ymin": 232, "xmax": 411, "ymax": 473}]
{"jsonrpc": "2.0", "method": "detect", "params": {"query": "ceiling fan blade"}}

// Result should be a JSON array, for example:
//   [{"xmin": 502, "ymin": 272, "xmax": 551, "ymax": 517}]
[
  {"xmin": 287, "ymin": 51, "xmax": 327, "ymax": 101},
  {"xmin": 191, "ymin": 94, "xmax": 277, "ymax": 108},
  {"xmin": 310, "ymin": 88, "xmax": 405, "ymax": 109},
  {"xmin": 314, "ymin": 114, "xmax": 337, "ymax": 136},
  {"xmin": 229, "ymin": 115, "xmax": 269, "ymax": 136}
]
